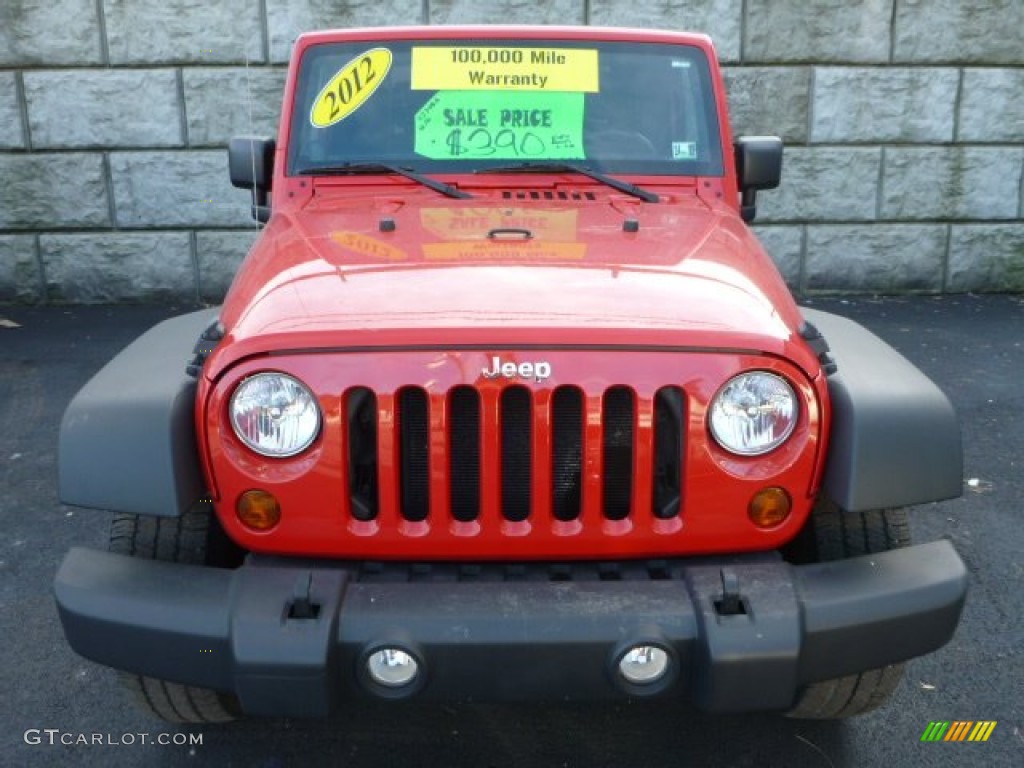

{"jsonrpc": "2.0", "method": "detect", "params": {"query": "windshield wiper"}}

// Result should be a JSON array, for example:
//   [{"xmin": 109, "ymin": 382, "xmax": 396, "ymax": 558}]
[
  {"xmin": 476, "ymin": 162, "xmax": 659, "ymax": 203},
  {"xmin": 296, "ymin": 162, "xmax": 473, "ymax": 199}
]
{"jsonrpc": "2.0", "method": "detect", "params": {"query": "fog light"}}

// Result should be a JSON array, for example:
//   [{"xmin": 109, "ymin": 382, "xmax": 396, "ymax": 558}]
[
  {"xmin": 618, "ymin": 645, "xmax": 670, "ymax": 685},
  {"xmin": 237, "ymin": 489, "xmax": 281, "ymax": 531},
  {"xmin": 748, "ymin": 487, "xmax": 792, "ymax": 529},
  {"xmin": 367, "ymin": 648, "xmax": 419, "ymax": 688}
]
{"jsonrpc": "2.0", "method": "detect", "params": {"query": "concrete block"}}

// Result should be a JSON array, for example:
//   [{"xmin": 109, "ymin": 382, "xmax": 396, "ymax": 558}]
[
  {"xmin": 588, "ymin": 1, "xmax": 740, "ymax": 62},
  {"xmin": 267, "ymin": 0, "xmax": 426, "ymax": 63},
  {"xmin": 723, "ymin": 67, "xmax": 810, "ymax": 142},
  {"xmin": 753, "ymin": 225, "xmax": 804, "ymax": 289},
  {"xmin": 436, "ymin": 0, "xmax": 585, "ymax": 26},
  {"xmin": 0, "ymin": 236, "xmax": 41, "ymax": 303},
  {"xmin": 958, "ymin": 69, "xmax": 1024, "ymax": 143},
  {"xmin": 0, "ymin": 0, "xmax": 102, "ymax": 66},
  {"xmin": 40, "ymin": 232, "xmax": 195, "ymax": 303},
  {"xmin": 894, "ymin": 0, "xmax": 1024, "ymax": 64},
  {"xmin": 196, "ymin": 230, "xmax": 259, "ymax": 302},
  {"xmin": 882, "ymin": 147, "xmax": 1024, "ymax": 221},
  {"xmin": 104, "ymin": 0, "xmax": 264, "ymax": 65},
  {"xmin": 805, "ymin": 224, "xmax": 947, "ymax": 293},
  {"xmin": 184, "ymin": 68, "xmax": 288, "ymax": 147},
  {"xmin": 811, "ymin": 68, "xmax": 959, "ymax": 143},
  {"xmin": 109, "ymin": 151, "xmax": 253, "ymax": 228},
  {"xmin": 0, "ymin": 72, "xmax": 25, "ymax": 149},
  {"xmin": 24, "ymin": 70, "xmax": 182, "ymax": 149},
  {"xmin": 745, "ymin": 0, "xmax": 893, "ymax": 63},
  {"xmin": 757, "ymin": 148, "xmax": 881, "ymax": 223},
  {"xmin": 0, "ymin": 154, "xmax": 110, "ymax": 229},
  {"xmin": 948, "ymin": 224, "xmax": 1024, "ymax": 293}
]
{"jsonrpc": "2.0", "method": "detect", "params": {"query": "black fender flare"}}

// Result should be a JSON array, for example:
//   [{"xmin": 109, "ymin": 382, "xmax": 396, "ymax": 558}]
[
  {"xmin": 58, "ymin": 308, "xmax": 220, "ymax": 517},
  {"xmin": 803, "ymin": 309, "xmax": 962, "ymax": 512}
]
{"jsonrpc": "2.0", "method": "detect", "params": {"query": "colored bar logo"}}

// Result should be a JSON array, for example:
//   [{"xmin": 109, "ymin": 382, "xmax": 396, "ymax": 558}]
[{"xmin": 921, "ymin": 721, "xmax": 997, "ymax": 742}]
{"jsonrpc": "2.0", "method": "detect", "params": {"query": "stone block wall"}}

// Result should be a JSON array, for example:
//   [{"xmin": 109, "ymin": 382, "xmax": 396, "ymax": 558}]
[{"xmin": 1, "ymin": 0, "xmax": 1022, "ymax": 303}]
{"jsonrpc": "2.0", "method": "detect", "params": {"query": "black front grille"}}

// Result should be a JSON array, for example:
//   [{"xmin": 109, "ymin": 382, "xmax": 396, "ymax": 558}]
[{"xmin": 344, "ymin": 384, "xmax": 686, "ymax": 531}]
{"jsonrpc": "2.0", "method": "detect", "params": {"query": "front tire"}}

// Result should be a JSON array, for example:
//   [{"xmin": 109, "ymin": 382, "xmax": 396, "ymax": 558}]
[
  {"xmin": 785, "ymin": 499, "xmax": 910, "ymax": 719},
  {"xmin": 108, "ymin": 503, "xmax": 244, "ymax": 723}
]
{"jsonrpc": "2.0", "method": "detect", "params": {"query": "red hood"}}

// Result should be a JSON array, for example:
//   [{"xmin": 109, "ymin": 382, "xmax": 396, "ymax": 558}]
[{"xmin": 211, "ymin": 186, "xmax": 817, "ymax": 378}]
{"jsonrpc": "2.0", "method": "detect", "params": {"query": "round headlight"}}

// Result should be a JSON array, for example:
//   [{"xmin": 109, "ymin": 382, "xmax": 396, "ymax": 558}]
[
  {"xmin": 229, "ymin": 372, "xmax": 321, "ymax": 457},
  {"xmin": 709, "ymin": 372, "xmax": 798, "ymax": 456}
]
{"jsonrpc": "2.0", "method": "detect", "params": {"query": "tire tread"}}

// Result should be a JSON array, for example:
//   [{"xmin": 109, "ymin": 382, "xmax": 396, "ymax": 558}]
[
  {"xmin": 108, "ymin": 506, "xmax": 240, "ymax": 724},
  {"xmin": 786, "ymin": 500, "xmax": 910, "ymax": 719}
]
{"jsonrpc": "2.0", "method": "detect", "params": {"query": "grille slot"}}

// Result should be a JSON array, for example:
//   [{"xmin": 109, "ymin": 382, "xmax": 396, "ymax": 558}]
[
  {"xmin": 398, "ymin": 387, "xmax": 429, "ymax": 522},
  {"xmin": 602, "ymin": 386, "xmax": 635, "ymax": 521},
  {"xmin": 653, "ymin": 386, "xmax": 684, "ymax": 519},
  {"xmin": 449, "ymin": 386, "xmax": 480, "ymax": 522},
  {"xmin": 551, "ymin": 386, "xmax": 584, "ymax": 522},
  {"xmin": 346, "ymin": 387, "xmax": 378, "ymax": 521},
  {"xmin": 501, "ymin": 386, "xmax": 532, "ymax": 522}
]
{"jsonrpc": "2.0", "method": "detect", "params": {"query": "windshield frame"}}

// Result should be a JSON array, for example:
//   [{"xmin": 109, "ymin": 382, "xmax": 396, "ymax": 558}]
[{"xmin": 285, "ymin": 36, "xmax": 725, "ymax": 180}]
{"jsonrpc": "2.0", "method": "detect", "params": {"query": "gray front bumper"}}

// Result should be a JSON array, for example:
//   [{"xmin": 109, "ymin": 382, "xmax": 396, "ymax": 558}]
[{"xmin": 54, "ymin": 541, "xmax": 967, "ymax": 717}]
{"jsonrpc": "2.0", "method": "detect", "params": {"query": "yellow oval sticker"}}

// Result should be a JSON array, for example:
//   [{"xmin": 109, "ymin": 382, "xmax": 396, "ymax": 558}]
[{"xmin": 310, "ymin": 48, "xmax": 392, "ymax": 128}]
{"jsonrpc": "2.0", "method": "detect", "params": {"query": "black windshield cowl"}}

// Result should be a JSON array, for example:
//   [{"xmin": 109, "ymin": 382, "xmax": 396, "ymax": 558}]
[
  {"xmin": 476, "ymin": 162, "xmax": 659, "ymax": 204},
  {"xmin": 295, "ymin": 163, "xmax": 473, "ymax": 200}
]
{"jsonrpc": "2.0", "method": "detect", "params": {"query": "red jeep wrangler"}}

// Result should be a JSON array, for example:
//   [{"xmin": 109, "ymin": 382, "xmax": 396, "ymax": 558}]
[{"xmin": 55, "ymin": 26, "xmax": 966, "ymax": 723}]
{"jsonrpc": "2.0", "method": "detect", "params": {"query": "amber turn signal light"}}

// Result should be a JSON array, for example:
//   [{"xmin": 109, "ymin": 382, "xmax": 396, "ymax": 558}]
[
  {"xmin": 748, "ymin": 487, "xmax": 792, "ymax": 529},
  {"xmin": 237, "ymin": 489, "xmax": 281, "ymax": 531}
]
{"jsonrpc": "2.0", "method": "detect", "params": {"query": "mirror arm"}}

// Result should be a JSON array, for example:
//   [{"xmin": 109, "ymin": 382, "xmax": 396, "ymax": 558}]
[
  {"xmin": 251, "ymin": 187, "xmax": 270, "ymax": 224},
  {"xmin": 740, "ymin": 189, "xmax": 757, "ymax": 223}
]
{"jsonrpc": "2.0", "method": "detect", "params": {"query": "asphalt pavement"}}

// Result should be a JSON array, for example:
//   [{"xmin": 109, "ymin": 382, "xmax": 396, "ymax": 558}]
[{"xmin": 1, "ymin": 295, "xmax": 1021, "ymax": 768}]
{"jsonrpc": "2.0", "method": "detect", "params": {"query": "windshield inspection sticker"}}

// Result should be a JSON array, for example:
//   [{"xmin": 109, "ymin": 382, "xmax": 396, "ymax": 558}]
[
  {"xmin": 411, "ymin": 47, "xmax": 598, "ymax": 92},
  {"xmin": 672, "ymin": 141, "xmax": 697, "ymax": 160},
  {"xmin": 415, "ymin": 91, "xmax": 585, "ymax": 160},
  {"xmin": 310, "ymin": 48, "xmax": 392, "ymax": 128}
]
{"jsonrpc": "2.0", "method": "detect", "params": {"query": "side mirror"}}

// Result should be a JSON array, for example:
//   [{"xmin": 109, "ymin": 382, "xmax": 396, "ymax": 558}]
[
  {"xmin": 228, "ymin": 136, "xmax": 275, "ymax": 223},
  {"xmin": 734, "ymin": 136, "xmax": 783, "ymax": 223}
]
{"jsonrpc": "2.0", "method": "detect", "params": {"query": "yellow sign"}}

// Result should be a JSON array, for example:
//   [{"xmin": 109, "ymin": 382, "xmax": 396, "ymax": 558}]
[
  {"xmin": 310, "ymin": 48, "xmax": 392, "ymax": 128},
  {"xmin": 330, "ymin": 231, "xmax": 407, "ymax": 261},
  {"xmin": 411, "ymin": 47, "xmax": 598, "ymax": 92}
]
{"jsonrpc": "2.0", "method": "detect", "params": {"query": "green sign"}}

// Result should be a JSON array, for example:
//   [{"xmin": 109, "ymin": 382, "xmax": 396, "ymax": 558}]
[{"xmin": 415, "ymin": 91, "xmax": 585, "ymax": 160}]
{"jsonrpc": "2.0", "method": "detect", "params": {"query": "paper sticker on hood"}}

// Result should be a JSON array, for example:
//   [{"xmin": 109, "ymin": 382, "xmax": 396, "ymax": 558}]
[
  {"xmin": 423, "ymin": 240, "xmax": 585, "ymax": 261},
  {"xmin": 331, "ymin": 231, "xmax": 407, "ymax": 261},
  {"xmin": 421, "ymin": 207, "xmax": 578, "ymax": 241}
]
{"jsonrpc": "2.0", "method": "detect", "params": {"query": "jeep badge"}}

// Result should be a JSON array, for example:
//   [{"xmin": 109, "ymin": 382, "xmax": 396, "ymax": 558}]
[{"xmin": 481, "ymin": 356, "xmax": 552, "ymax": 383}]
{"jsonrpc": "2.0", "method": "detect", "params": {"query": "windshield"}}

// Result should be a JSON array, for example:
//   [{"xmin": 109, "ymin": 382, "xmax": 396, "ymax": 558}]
[{"xmin": 288, "ymin": 39, "xmax": 724, "ymax": 177}]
